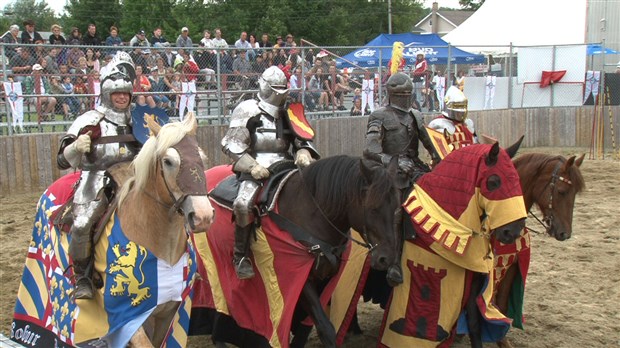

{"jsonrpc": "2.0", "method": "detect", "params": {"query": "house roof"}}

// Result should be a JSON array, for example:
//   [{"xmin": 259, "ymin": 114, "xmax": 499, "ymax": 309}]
[{"xmin": 414, "ymin": 10, "xmax": 474, "ymax": 30}]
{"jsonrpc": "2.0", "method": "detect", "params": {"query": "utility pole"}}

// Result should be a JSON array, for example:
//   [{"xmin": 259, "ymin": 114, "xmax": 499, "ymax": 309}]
[{"xmin": 388, "ymin": 0, "xmax": 393, "ymax": 34}]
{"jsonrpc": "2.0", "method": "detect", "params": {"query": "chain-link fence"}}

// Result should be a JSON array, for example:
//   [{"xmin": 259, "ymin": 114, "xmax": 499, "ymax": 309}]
[{"xmin": 2, "ymin": 41, "xmax": 619, "ymax": 135}]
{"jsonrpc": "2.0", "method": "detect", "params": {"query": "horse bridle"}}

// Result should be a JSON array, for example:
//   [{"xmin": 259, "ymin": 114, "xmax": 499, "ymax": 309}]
[
  {"xmin": 146, "ymin": 136, "xmax": 208, "ymax": 217},
  {"xmin": 528, "ymin": 159, "xmax": 572, "ymax": 235},
  {"xmin": 299, "ymin": 170, "xmax": 377, "ymax": 251}
]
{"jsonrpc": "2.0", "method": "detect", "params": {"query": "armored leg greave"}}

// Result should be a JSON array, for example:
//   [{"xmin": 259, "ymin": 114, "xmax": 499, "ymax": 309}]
[
  {"xmin": 69, "ymin": 194, "xmax": 109, "ymax": 300},
  {"xmin": 233, "ymin": 224, "xmax": 255, "ymax": 279}
]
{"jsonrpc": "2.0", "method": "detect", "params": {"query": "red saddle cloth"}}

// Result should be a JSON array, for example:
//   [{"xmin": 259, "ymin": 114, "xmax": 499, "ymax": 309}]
[{"xmin": 540, "ymin": 70, "xmax": 567, "ymax": 88}]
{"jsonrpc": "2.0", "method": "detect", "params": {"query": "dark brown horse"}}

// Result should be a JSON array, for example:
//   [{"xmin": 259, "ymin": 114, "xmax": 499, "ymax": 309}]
[
  {"xmin": 493, "ymin": 153, "xmax": 585, "ymax": 348},
  {"xmin": 192, "ymin": 155, "xmax": 402, "ymax": 348}
]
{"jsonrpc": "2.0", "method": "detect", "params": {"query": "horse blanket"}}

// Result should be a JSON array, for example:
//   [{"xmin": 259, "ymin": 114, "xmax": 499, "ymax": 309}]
[
  {"xmin": 11, "ymin": 173, "xmax": 198, "ymax": 348},
  {"xmin": 191, "ymin": 165, "xmax": 355, "ymax": 348}
]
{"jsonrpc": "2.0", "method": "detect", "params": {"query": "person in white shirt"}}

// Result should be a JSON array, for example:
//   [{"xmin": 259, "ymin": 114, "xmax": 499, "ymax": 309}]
[{"xmin": 212, "ymin": 28, "xmax": 228, "ymax": 50}]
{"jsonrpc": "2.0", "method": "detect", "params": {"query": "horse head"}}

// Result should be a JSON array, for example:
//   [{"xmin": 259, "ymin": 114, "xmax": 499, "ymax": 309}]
[
  {"xmin": 481, "ymin": 141, "xmax": 527, "ymax": 244},
  {"xmin": 359, "ymin": 157, "xmax": 401, "ymax": 273},
  {"xmin": 135, "ymin": 112, "xmax": 215, "ymax": 232},
  {"xmin": 516, "ymin": 153, "xmax": 585, "ymax": 241}
]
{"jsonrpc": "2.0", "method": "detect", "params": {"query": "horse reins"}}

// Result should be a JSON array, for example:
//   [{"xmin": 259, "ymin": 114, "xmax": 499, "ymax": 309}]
[
  {"xmin": 527, "ymin": 158, "xmax": 572, "ymax": 235},
  {"xmin": 298, "ymin": 170, "xmax": 377, "ymax": 251}
]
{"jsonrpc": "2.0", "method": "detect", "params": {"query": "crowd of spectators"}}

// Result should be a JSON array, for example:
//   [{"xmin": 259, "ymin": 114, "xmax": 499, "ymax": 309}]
[{"xmin": 2, "ymin": 19, "xmax": 358, "ymax": 120}]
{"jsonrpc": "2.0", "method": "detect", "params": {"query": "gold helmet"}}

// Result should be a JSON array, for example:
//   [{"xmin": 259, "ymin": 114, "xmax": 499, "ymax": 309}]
[{"xmin": 443, "ymin": 86, "xmax": 468, "ymax": 122}]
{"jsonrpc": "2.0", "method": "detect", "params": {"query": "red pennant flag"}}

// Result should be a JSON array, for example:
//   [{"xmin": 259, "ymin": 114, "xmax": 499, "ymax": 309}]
[{"xmin": 540, "ymin": 70, "xmax": 567, "ymax": 88}]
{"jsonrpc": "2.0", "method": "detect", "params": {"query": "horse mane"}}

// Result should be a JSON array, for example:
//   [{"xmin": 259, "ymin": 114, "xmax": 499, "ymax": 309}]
[
  {"xmin": 118, "ymin": 120, "xmax": 195, "ymax": 205},
  {"xmin": 513, "ymin": 153, "xmax": 585, "ymax": 193},
  {"xmin": 300, "ymin": 155, "xmax": 391, "ymax": 218}
]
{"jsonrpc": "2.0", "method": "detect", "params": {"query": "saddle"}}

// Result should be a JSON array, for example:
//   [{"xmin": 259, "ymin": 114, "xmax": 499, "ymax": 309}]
[
  {"xmin": 51, "ymin": 162, "xmax": 133, "ymax": 242},
  {"xmin": 209, "ymin": 160, "xmax": 298, "ymax": 216}
]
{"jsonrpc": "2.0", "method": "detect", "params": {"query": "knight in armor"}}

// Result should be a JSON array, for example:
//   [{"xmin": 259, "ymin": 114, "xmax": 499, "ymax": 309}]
[
  {"xmin": 221, "ymin": 66, "xmax": 320, "ymax": 279},
  {"xmin": 364, "ymin": 72, "xmax": 440, "ymax": 244},
  {"xmin": 57, "ymin": 52, "xmax": 140, "ymax": 299},
  {"xmin": 427, "ymin": 85, "xmax": 478, "ymax": 149}
]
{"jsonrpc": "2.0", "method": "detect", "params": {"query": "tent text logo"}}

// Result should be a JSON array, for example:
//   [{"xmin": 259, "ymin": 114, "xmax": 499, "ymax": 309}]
[
  {"xmin": 403, "ymin": 47, "xmax": 437, "ymax": 58},
  {"xmin": 354, "ymin": 49, "xmax": 376, "ymax": 58}
]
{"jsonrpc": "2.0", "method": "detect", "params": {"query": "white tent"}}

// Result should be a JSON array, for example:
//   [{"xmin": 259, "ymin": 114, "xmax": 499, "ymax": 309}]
[{"xmin": 442, "ymin": 0, "xmax": 587, "ymax": 54}]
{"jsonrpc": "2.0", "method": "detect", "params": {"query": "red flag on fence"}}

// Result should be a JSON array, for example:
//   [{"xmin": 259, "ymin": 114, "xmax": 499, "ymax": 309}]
[{"xmin": 540, "ymin": 70, "xmax": 567, "ymax": 88}]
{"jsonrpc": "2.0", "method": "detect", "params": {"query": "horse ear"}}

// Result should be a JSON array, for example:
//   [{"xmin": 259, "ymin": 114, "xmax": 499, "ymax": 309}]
[
  {"xmin": 145, "ymin": 113, "xmax": 161, "ymax": 136},
  {"xmin": 486, "ymin": 142, "xmax": 500, "ymax": 166},
  {"xmin": 185, "ymin": 112, "xmax": 198, "ymax": 135},
  {"xmin": 504, "ymin": 135, "xmax": 525, "ymax": 159},
  {"xmin": 359, "ymin": 159, "xmax": 374, "ymax": 183},
  {"xmin": 575, "ymin": 154, "xmax": 585, "ymax": 167}
]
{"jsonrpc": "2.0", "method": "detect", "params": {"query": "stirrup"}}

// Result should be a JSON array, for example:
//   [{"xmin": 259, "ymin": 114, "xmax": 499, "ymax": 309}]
[{"xmin": 234, "ymin": 256, "xmax": 255, "ymax": 280}]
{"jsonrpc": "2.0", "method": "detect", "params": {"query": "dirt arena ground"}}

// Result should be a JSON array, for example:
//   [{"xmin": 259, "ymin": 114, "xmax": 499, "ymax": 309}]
[{"xmin": 1, "ymin": 147, "xmax": 618, "ymax": 347}]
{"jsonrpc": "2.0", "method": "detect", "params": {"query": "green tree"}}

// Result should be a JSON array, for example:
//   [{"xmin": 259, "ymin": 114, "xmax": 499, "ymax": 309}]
[
  {"xmin": 121, "ymin": 0, "xmax": 178, "ymax": 42},
  {"xmin": 61, "ymin": 0, "xmax": 122, "ymax": 39},
  {"xmin": 458, "ymin": 0, "xmax": 485, "ymax": 11},
  {"xmin": 1, "ymin": 0, "xmax": 57, "ymax": 33}
]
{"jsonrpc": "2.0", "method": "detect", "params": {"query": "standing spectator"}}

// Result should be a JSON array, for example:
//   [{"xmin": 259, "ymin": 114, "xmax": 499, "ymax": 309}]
[
  {"xmin": 212, "ymin": 28, "xmax": 228, "ymax": 50},
  {"xmin": 21, "ymin": 19, "xmax": 44, "ymax": 46},
  {"xmin": 50, "ymin": 76, "xmax": 71, "ymax": 119},
  {"xmin": 82, "ymin": 24, "xmax": 101, "ymax": 47},
  {"xmin": 179, "ymin": 51, "xmax": 200, "ymax": 82},
  {"xmin": 411, "ymin": 53, "xmax": 428, "ymax": 108},
  {"xmin": 176, "ymin": 27, "xmax": 193, "ymax": 49},
  {"xmin": 129, "ymin": 29, "xmax": 150, "ymax": 48},
  {"xmin": 49, "ymin": 24, "xmax": 66, "ymax": 45},
  {"xmin": 454, "ymin": 70, "xmax": 465, "ymax": 91},
  {"xmin": 149, "ymin": 27, "xmax": 168, "ymax": 46},
  {"xmin": 105, "ymin": 26, "xmax": 123, "ymax": 55},
  {"xmin": 9, "ymin": 48, "xmax": 36, "ymax": 81},
  {"xmin": 1, "ymin": 24, "xmax": 21, "ymax": 60}
]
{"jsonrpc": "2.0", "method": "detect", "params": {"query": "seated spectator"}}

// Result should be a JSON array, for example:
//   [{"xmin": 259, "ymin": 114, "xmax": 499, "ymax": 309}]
[
  {"xmin": 133, "ymin": 65, "xmax": 156, "ymax": 107},
  {"xmin": 130, "ymin": 47, "xmax": 148, "ymax": 72},
  {"xmin": 212, "ymin": 28, "xmax": 228, "ymax": 50},
  {"xmin": 163, "ymin": 67, "xmax": 181, "ymax": 110},
  {"xmin": 105, "ymin": 26, "xmax": 123, "ymax": 55},
  {"xmin": 232, "ymin": 50, "xmax": 252, "ymax": 89},
  {"xmin": 49, "ymin": 75, "xmax": 72, "ymax": 119},
  {"xmin": 85, "ymin": 48, "xmax": 100, "ymax": 72},
  {"xmin": 149, "ymin": 27, "xmax": 168, "ymax": 46},
  {"xmin": 23, "ymin": 63, "xmax": 57, "ymax": 120},
  {"xmin": 308, "ymin": 67, "xmax": 327, "ymax": 110},
  {"xmin": 73, "ymin": 56, "xmax": 89, "ymax": 80},
  {"xmin": 43, "ymin": 47, "xmax": 60, "ymax": 75},
  {"xmin": 60, "ymin": 75, "xmax": 81, "ymax": 118},
  {"xmin": 289, "ymin": 67, "xmax": 315, "ymax": 111},
  {"xmin": 21, "ymin": 19, "xmax": 44, "ymax": 46},
  {"xmin": 67, "ymin": 27, "xmax": 82, "ymax": 46},
  {"xmin": 9, "ymin": 47, "xmax": 36, "ymax": 82},
  {"xmin": 129, "ymin": 29, "xmax": 150, "ymax": 48},
  {"xmin": 66, "ymin": 46, "xmax": 85, "ymax": 73},
  {"xmin": 148, "ymin": 67, "xmax": 171, "ymax": 109},
  {"xmin": 2, "ymin": 24, "xmax": 21, "ymax": 60},
  {"xmin": 252, "ymin": 53, "xmax": 268, "ymax": 75},
  {"xmin": 248, "ymin": 34, "xmax": 259, "ymax": 61},
  {"xmin": 49, "ymin": 24, "xmax": 66, "ymax": 45},
  {"xmin": 176, "ymin": 27, "xmax": 193, "ymax": 49},
  {"xmin": 73, "ymin": 75, "xmax": 89, "ymax": 113},
  {"xmin": 58, "ymin": 64, "xmax": 70, "ymax": 81}
]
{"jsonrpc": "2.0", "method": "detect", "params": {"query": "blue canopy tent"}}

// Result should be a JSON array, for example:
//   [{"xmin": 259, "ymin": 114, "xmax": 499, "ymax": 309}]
[
  {"xmin": 336, "ymin": 33, "xmax": 485, "ymax": 69},
  {"xmin": 586, "ymin": 44, "xmax": 619, "ymax": 55}
]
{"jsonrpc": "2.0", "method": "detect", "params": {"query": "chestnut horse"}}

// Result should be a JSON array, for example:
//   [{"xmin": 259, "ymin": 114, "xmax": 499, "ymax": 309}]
[
  {"xmin": 11, "ymin": 113, "xmax": 214, "ymax": 348},
  {"xmin": 493, "ymin": 153, "xmax": 585, "ymax": 348}
]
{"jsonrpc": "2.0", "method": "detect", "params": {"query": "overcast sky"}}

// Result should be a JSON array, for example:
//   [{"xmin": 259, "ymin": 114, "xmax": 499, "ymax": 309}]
[{"xmin": 1, "ymin": 0, "xmax": 462, "ymax": 18}]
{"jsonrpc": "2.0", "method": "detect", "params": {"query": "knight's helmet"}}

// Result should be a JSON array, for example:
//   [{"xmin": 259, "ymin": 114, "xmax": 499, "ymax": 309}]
[
  {"xmin": 443, "ymin": 85, "xmax": 468, "ymax": 122},
  {"xmin": 99, "ymin": 51, "xmax": 136, "ymax": 121},
  {"xmin": 386, "ymin": 72, "xmax": 413, "ymax": 112},
  {"xmin": 258, "ymin": 66, "xmax": 289, "ymax": 110}
]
